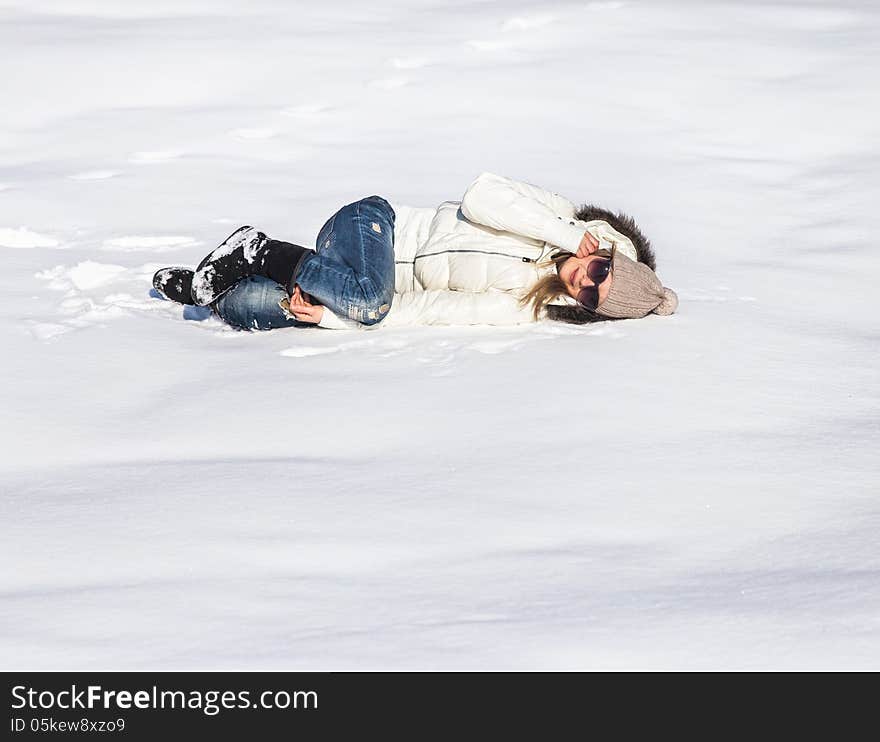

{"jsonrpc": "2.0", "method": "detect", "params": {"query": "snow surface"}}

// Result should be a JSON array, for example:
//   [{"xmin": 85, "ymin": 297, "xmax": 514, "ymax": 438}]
[{"xmin": 1, "ymin": 0, "xmax": 878, "ymax": 670}]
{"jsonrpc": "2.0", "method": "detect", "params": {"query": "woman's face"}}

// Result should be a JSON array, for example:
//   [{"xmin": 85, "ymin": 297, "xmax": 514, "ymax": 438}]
[{"xmin": 558, "ymin": 254, "xmax": 613, "ymax": 306}]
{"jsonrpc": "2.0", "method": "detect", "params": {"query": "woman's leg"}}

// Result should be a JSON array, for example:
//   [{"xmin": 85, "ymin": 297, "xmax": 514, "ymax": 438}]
[
  {"xmin": 293, "ymin": 196, "xmax": 396, "ymax": 326},
  {"xmin": 212, "ymin": 276, "xmax": 311, "ymax": 331},
  {"xmin": 191, "ymin": 226, "xmax": 312, "ymax": 306}
]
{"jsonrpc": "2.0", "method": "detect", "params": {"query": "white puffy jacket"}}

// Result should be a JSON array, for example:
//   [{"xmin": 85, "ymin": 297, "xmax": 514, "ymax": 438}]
[{"xmin": 318, "ymin": 172, "xmax": 639, "ymax": 329}]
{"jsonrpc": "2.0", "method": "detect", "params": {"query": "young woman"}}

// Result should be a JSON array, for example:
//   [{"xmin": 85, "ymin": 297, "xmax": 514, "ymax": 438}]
[{"xmin": 152, "ymin": 172, "xmax": 678, "ymax": 330}]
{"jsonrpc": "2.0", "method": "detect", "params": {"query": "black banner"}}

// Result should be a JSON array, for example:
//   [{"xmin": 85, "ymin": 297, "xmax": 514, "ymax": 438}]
[
  {"xmin": 2, "ymin": 671, "xmax": 857, "ymax": 737},
  {"xmin": 3, "ymin": 672, "xmax": 603, "ymax": 738}
]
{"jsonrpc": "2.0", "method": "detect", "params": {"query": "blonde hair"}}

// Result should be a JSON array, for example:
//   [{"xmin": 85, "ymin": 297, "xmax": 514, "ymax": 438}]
[{"xmin": 518, "ymin": 251, "xmax": 575, "ymax": 321}]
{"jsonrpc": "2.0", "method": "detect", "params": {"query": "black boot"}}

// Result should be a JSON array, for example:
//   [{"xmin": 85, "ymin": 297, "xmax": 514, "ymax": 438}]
[
  {"xmin": 190, "ymin": 226, "xmax": 313, "ymax": 306},
  {"xmin": 258, "ymin": 238, "xmax": 315, "ymax": 294},
  {"xmin": 190, "ymin": 226, "xmax": 264, "ymax": 306},
  {"xmin": 153, "ymin": 267, "xmax": 196, "ymax": 305}
]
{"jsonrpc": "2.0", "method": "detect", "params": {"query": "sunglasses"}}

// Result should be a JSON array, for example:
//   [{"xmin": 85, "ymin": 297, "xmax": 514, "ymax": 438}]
[{"xmin": 574, "ymin": 255, "xmax": 613, "ymax": 310}]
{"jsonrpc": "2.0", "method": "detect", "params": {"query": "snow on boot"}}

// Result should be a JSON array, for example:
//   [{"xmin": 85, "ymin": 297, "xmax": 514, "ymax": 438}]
[
  {"xmin": 191, "ymin": 225, "xmax": 267, "ymax": 306},
  {"xmin": 191, "ymin": 226, "xmax": 315, "ymax": 306},
  {"xmin": 153, "ymin": 267, "xmax": 196, "ymax": 305}
]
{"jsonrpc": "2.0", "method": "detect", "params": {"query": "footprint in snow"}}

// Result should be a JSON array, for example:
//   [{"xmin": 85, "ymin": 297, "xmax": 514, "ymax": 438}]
[
  {"xmin": 30, "ymin": 261, "xmax": 204, "ymax": 340},
  {"xmin": 37, "ymin": 261, "xmax": 128, "ymax": 291}
]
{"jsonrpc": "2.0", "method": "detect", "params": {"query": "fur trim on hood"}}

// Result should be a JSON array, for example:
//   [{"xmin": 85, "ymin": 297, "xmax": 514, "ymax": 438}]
[
  {"xmin": 547, "ymin": 205, "xmax": 657, "ymax": 325},
  {"xmin": 545, "ymin": 303, "xmax": 603, "ymax": 324},
  {"xmin": 574, "ymin": 204, "xmax": 656, "ymax": 271}
]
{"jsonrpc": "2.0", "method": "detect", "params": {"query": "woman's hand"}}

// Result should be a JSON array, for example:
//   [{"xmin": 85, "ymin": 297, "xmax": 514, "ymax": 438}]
[
  {"xmin": 576, "ymin": 231, "xmax": 600, "ymax": 258},
  {"xmin": 289, "ymin": 284, "xmax": 324, "ymax": 324}
]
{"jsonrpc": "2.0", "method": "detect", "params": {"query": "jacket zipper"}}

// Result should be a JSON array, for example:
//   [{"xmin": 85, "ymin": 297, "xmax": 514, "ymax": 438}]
[{"xmin": 397, "ymin": 249, "xmax": 536, "ymax": 264}]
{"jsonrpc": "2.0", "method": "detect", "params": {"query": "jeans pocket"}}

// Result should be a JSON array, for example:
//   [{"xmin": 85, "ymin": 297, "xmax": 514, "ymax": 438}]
[{"xmin": 316, "ymin": 212, "xmax": 338, "ymax": 253}]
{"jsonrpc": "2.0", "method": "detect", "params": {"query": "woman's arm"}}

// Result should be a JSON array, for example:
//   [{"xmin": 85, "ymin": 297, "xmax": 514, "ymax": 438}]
[
  {"xmin": 380, "ymin": 289, "xmax": 538, "ymax": 328},
  {"xmin": 460, "ymin": 172, "xmax": 586, "ymax": 253},
  {"xmin": 314, "ymin": 289, "xmax": 540, "ymax": 330}
]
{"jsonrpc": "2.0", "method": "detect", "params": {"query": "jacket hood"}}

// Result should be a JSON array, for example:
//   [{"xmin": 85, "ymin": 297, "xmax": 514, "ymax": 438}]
[{"xmin": 574, "ymin": 205, "xmax": 656, "ymax": 271}]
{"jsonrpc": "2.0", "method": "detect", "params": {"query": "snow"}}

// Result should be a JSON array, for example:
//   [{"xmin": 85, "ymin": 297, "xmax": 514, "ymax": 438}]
[
  {"xmin": 102, "ymin": 235, "xmax": 201, "ymax": 251},
  {"xmin": 67, "ymin": 170, "xmax": 122, "ymax": 182},
  {"xmin": 229, "ymin": 128, "xmax": 279, "ymax": 141},
  {"xmin": 1, "ymin": 0, "xmax": 878, "ymax": 670},
  {"xmin": 128, "ymin": 151, "xmax": 185, "ymax": 165},
  {"xmin": 0, "ymin": 227, "xmax": 60, "ymax": 249}
]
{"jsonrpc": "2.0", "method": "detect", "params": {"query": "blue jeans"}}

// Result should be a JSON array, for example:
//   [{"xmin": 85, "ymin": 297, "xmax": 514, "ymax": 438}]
[
  {"xmin": 212, "ymin": 196, "xmax": 396, "ymax": 330},
  {"xmin": 212, "ymin": 276, "xmax": 309, "ymax": 331}
]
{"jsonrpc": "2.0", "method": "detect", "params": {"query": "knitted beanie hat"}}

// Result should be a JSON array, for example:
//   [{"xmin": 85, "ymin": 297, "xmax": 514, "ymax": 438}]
[{"xmin": 596, "ymin": 248, "xmax": 679, "ymax": 319}]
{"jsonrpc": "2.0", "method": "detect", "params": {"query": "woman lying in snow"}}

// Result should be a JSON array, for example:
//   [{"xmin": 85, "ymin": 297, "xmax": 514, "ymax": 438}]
[{"xmin": 152, "ymin": 172, "xmax": 678, "ymax": 330}]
